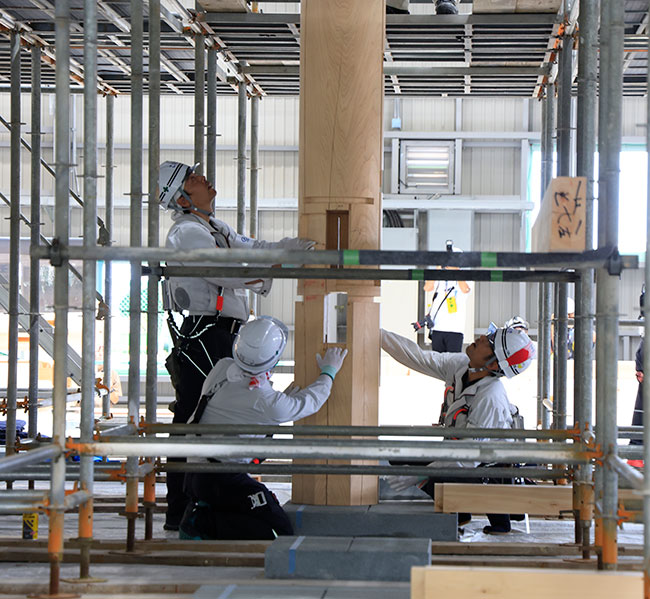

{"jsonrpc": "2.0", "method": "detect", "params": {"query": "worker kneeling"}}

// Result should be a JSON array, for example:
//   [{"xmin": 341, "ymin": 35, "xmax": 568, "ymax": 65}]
[
  {"xmin": 382, "ymin": 325, "xmax": 535, "ymax": 535},
  {"xmin": 179, "ymin": 316, "xmax": 347, "ymax": 540}
]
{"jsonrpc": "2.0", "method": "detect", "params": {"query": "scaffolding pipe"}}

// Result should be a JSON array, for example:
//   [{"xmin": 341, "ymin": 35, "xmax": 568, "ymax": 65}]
[
  {"xmin": 596, "ymin": 0, "xmax": 623, "ymax": 571},
  {"xmin": 6, "ymin": 31, "xmax": 21, "ymax": 459},
  {"xmin": 145, "ymin": 0, "xmax": 161, "ymax": 542},
  {"xmin": 141, "ymin": 422, "xmax": 576, "ymax": 440},
  {"xmin": 237, "ymin": 81, "xmax": 247, "ymax": 232},
  {"xmin": 50, "ymin": 1, "xmax": 71, "ymax": 593},
  {"xmin": 68, "ymin": 438, "xmax": 591, "ymax": 464},
  {"xmin": 644, "ymin": 4, "xmax": 650, "ymax": 590},
  {"xmin": 78, "ymin": 0, "xmax": 98, "ymax": 578},
  {"xmin": 102, "ymin": 94, "xmax": 114, "ymax": 419},
  {"xmin": 34, "ymin": 245, "xmax": 630, "ymax": 270},
  {"xmin": 206, "ymin": 48, "xmax": 217, "ymax": 185},
  {"xmin": 574, "ymin": 0, "xmax": 598, "ymax": 556},
  {"xmin": 0, "ymin": 446, "xmax": 61, "ymax": 473},
  {"xmin": 250, "ymin": 94, "xmax": 259, "ymax": 241},
  {"xmin": 163, "ymin": 462, "xmax": 569, "ymax": 479},
  {"xmin": 194, "ymin": 34, "xmax": 205, "ymax": 173},
  {"xmin": 28, "ymin": 45, "xmax": 41, "ymax": 440},
  {"xmin": 147, "ymin": 265, "xmax": 579, "ymax": 284},
  {"xmin": 607, "ymin": 455, "xmax": 643, "ymax": 491},
  {"xmin": 126, "ymin": 0, "xmax": 144, "ymax": 554}
]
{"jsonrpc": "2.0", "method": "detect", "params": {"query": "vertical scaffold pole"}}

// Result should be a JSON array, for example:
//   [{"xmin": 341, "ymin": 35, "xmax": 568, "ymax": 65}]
[
  {"xmin": 596, "ymin": 0, "xmax": 623, "ymax": 571},
  {"xmin": 79, "ymin": 0, "xmax": 98, "ymax": 577},
  {"xmin": 28, "ymin": 45, "xmax": 41, "ymax": 442},
  {"xmin": 249, "ymin": 94, "xmax": 260, "ymax": 315},
  {"xmin": 206, "ymin": 48, "xmax": 217, "ymax": 186},
  {"xmin": 644, "ymin": 2, "xmax": 650, "ymax": 588},
  {"xmin": 237, "ymin": 81, "xmax": 247, "ymax": 233},
  {"xmin": 145, "ymin": 0, "xmax": 161, "ymax": 541},
  {"xmin": 7, "ymin": 30, "xmax": 21, "ymax": 461},
  {"xmin": 126, "ymin": 0, "xmax": 144, "ymax": 553},
  {"xmin": 194, "ymin": 34, "xmax": 205, "ymax": 174},
  {"xmin": 50, "ymin": 1, "xmax": 71, "ymax": 592},
  {"xmin": 103, "ymin": 94, "xmax": 114, "ymax": 419},
  {"xmin": 574, "ymin": 0, "xmax": 598, "ymax": 554}
]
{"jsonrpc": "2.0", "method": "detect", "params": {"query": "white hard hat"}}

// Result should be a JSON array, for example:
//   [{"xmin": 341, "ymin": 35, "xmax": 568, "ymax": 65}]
[
  {"xmin": 567, "ymin": 297, "xmax": 575, "ymax": 315},
  {"xmin": 158, "ymin": 161, "xmax": 199, "ymax": 211},
  {"xmin": 233, "ymin": 316, "xmax": 289, "ymax": 375},
  {"xmin": 504, "ymin": 316, "xmax": 529, "ymax": 332},
  {"xmin": 488, "ymin": 327, "xmax": 536, "ymax": 379}
]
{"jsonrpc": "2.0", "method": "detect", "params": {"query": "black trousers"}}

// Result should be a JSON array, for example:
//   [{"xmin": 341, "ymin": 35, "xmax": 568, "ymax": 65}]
[
  {"xmin": 630, "ymin": 382, "xmax": 644, "ymax": 446},
  {"xmin": 429, "ymin": 330, "xmax": 464, "ymax": 353},
  {"xmin": 165, "ymin": 315, "xmax": 238, "ymax": 526},
  {"xmin": 182, "ymin": 472, "xmax": 293, "ymax": 540}
]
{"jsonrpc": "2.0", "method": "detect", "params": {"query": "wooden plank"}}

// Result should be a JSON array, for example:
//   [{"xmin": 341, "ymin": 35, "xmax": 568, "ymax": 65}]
[
  {"xmin": 472, "ymin": 0, "xmax": 516, "ymax": 13},
  {"xmin": 515, "ymin": 0, "xmax": 562, "ymax": 12},
  {"xmin": 531, "ymin": 177, "xmax": 587, "ymax": 253},
  {"xmin": 434, "ymin": 483, "xmax": 639, "ymax": 516},
  {"xmin": 197, "ymin": 0, "xmax": 249, "ymax": 12},
  {"xmin": 472, "ymin": 0, "xmax": 561, "ymax": 12},
  {"xmin": 411, "ymin": 566, "xmax": 642, "ymax": 599}
]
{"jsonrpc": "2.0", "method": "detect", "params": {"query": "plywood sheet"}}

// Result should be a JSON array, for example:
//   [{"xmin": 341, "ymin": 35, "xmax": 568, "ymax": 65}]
[
  {"xmin": 411, "ymin": 566, "xmax": 642, "ymax": 599},
  {"xmin": 197, "ymin": 0, "xmax": 249, "ymax": 12},
  {"xmin": 531, "ymin": 177, "xmax": 587, "ymax": 252}
]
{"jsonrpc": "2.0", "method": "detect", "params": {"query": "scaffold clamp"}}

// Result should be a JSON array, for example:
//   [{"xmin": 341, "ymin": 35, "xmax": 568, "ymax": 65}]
[{"xmin": 606, "ymin": 249, "xmax": 623, "ymax": 276}]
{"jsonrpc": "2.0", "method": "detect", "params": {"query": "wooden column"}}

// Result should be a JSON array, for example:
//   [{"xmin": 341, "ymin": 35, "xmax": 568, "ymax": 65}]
[{"xmin": 292, "ymin": 0, "xmax": 384, "ymax": 506}]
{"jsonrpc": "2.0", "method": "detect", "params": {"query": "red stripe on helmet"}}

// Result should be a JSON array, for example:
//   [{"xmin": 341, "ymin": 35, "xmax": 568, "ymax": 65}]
[{"xmin": 506, "ymin": 346, "xmax": 531, "ymax": 366}]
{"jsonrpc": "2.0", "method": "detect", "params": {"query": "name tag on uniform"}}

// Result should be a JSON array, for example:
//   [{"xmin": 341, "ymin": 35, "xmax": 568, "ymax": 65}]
[{"xmin": 446, "ymin": 296, "xmax": 457, "ymax": 313}]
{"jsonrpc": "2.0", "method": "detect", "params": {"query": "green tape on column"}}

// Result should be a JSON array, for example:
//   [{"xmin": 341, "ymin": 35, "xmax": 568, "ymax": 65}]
[
  {"xmin": 411, "ymin": 270, "xmax": 424, "ymax": 281},
  {"xmin": 490, "ymin": 271, "xmax": 504, "ymax": 282},
  {"xmin": 343, "ymin": 250, "xmax": 360, "ymax": 265},
  {"xmin": 481, "ymin": 252, "xmax": 498, "ymax": 268}
]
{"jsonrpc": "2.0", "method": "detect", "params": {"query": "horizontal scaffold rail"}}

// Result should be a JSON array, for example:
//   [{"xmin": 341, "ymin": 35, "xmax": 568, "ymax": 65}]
[
  {"xmin": 162, "ymin": 462, "xmax": 569, "ymax": 480},
  {"xmin": 66, "ymin": 437, "xmax": 593, "ymax": 465},
  {"xmin": 141, "ymin": 423, "xmax": 576, "ymax": 441},
  {"xmin": 144, "ymin": 266, "xmax": 579, "ymax": 283},
  {"xmin": 33, "ymin": 244, "xmax": 636, "ymax": 272}
]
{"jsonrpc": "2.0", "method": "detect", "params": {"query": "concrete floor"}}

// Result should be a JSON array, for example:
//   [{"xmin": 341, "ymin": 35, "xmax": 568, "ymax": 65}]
[{"xmin": 0, "ymin": 479, "xmax": 644, "ymax": 598}]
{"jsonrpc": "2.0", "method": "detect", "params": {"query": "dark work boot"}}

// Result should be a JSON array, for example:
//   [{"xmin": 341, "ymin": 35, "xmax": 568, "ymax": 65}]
[
  {"xmin": 458, "ymin": 513, "xmax": 472, "ymax": 526},
  {"xmin": 483, "ymin": 513, "xmax": 511, "ymax": 535},
  {"xmin": 436, "ymin": 0, "xmax": 458, "ymax": 15}
]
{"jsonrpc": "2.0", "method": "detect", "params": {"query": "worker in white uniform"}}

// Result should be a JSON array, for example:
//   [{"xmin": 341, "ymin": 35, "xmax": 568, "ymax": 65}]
[
  {"xmin": 179, "ymin": 316, "xmax": 348, "ymax": 540},
  {"xmin": 382, "ymin": 325, "xmax": 535, "ymax": 534},
  {"xmin": 159, "ymin": 161, "xmax": 315, "ymax": 530}
]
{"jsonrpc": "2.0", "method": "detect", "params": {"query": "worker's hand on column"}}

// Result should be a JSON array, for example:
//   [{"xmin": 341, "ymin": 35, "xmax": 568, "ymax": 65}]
[
  {"xmin": 386, "ymin": 475, "xmax": 426, "ymax": 493},
  {"xmin": 283, "ymin": 381, "xmax": 302, "ymax": 396},
  {"xmin": 636, "ymin": 371, "xmax": 644, "ymax": 384},
  {"xmin": 316, "ymin": 347, "xmax": 348, "ymax": 380},
  {"xmin": 281, "ymin": 237, "xmax": 316, "ymax": 251}
]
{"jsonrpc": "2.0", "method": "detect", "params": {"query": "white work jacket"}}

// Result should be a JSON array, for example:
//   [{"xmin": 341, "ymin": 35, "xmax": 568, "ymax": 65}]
[
  {"xmin": 190, "ymin": 357, "xmax": 334, "ymax": 463},
  {"xmin": 381, "ymin": 329, "xmax": 518, "ymax": 467},
  {"xmin": 165, "ymin": 213, "xmax": 297, "ymax": 320}
]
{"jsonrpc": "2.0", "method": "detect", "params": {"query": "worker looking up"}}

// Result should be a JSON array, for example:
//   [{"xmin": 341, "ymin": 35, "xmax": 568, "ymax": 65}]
[
  {"xmin": 158, "ymin": 161, "xmax": 315, "ymax": 531},
  {"xmin": 179, "ymin": 316, "xmax": 348, "ymax": 540},
  {"xmin": 381, "ymin": 325, "xmax": 535, "ymax": 534}
]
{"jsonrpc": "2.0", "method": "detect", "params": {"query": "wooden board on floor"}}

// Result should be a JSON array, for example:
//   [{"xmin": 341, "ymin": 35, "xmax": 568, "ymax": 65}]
[
  {"xmin": 197, "ymin": 0, "xmax": 249, "ymax": 12},
  {"xmin": 473, "ymin": 0, "xmax": 562, "ymax": 12},
  {"xmin": 410, "ymin": 566, "xmax": 642, "ymax": 599},
  {"xmin": 434, "ymin": 483, "xmax": 639, "ymax": 516}
]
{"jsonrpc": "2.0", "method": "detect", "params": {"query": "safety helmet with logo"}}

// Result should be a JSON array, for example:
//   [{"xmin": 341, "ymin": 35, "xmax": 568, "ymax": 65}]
[
  {"xmin": 233, "ymin": 316, "xmax": 289, "ymax": 376},
  {"xmin": 504, "ymin": 316, "xmax": 529, "ymax": 332},
  {"xmin": 159, "ymin": 161, "xmax": 210, "ymax": 215},
  {"xmin": 486, "ymin": 326, "xmax": 536, "ymax": 379}
]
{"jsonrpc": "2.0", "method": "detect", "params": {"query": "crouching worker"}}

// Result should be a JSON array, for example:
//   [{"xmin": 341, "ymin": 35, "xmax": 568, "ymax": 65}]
[
  {"xmin": 179, "ymin": 316, "xmax": 348, "ymax": 540},
  {"xmin": 382, "ymin": 326, "xmax": 535, "ymax": 534}
]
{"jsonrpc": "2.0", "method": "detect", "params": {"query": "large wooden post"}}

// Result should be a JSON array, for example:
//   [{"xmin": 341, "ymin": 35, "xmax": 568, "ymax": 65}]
[{"xmin": 292, "ymin": 0, "xmax": 384, "ymax": 506}]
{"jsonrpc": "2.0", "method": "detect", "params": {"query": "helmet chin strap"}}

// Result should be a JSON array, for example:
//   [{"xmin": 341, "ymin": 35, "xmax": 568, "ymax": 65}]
[
  {"xmin": 468, "ymin": 355, "xmax": 499, "ymax": 376},
  {"xmin": 179, "ymin": 189, "xmax": 214, "ymax": 218}
]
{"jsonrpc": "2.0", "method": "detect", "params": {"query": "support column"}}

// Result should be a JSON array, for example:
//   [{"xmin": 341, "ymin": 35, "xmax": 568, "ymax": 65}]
[
  {"xmin": 574, "ymin": 0, "xmax": 598, "ymax": 554},
  {"xmin": 206, "ymin": 48, "xmax": 217, "ymax": 186},
  {"xmin": 249, "ymin": 94, "xmax": 260, "ymax": 316},
  {"xmin": 7, "ymin": 31, "xmax": 21, "ymax": 459},
  {"xmin": 292, "ymin": 0, "xmax": 383, "ymax": 505},
  {"xmin": 126, "ymin": 0, "xmax": 144, "ymax": 553},
  {"xmin": 28, "ymin": 46, "xmax": 41, "ymax": 441},
  {"xmin": 596, "ymin": 0, "xmax": 623, "ymax": 571},
  {"xmin": 144, "ymin": 0, "xmax": 161, "ymax": 542},
  {"xmin": 194, "ymin": 34, "xmax": 205, "ymax": 173},
  {"xmin": 50, "ymin": 1, "xmax": 71, "ymax": 593},
  {"xmin": 237, "ymin": 81, "xmax": 247, "ymax": 233},
  {"xmin": 102, "ymin": 94, "xmax": 114, "ymax": 419},
  {"xmin": 79, "ymin": 0, "xmax": 98, "ymax": 577}
]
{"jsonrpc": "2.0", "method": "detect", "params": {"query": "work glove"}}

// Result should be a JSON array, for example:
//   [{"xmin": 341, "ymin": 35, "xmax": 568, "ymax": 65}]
[
  {"xmin": 281, "ymin": 237, "xmax": 316, "ymax": 251},
  {"xmin": 386, "ymin": 475, "xmax": 427, "ymax": 493},
  {"xmin": 316, "ymin": 347, "xmax": 348, "ymax": 380}
]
